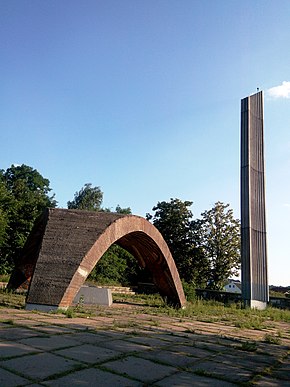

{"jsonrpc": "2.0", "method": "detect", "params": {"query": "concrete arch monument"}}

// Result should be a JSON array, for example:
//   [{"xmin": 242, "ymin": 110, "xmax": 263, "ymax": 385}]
[{"xmin": 8, "ymin": 208, "xmax": 186, "ymax": 310}]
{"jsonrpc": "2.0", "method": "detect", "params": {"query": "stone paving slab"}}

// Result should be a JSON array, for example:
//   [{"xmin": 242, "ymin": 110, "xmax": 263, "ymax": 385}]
[
  {"xmin": 156, "ymin": 371, "xmax": 237, "ymax": 386},
  {"xmin": 0, "ymin": 366, "xmax": 31, "ymax": 387},
  {"xmin": 125, "ymin": 334, "xmax": 174, "ymax": 348},
  {"xmin": 19, "ymin": 335, "xmax": 82, "ymax": 351},
  {"xmin": 29, "ymin": 324, "xmax": 76, "ymax": 334},
  {"xmin": 102, "ymin": 355, "xmax": 177, "ymax": 384},
  {"xmin": 213, "ymin": 351, "xmax": 275, "ymax": 371},
  {"xmin": 169, "ymin": 343, "xmax": 218, "ymax": 358},
  {"xmin": 54, "ymin": 344, "xmax": 121, "ymax": 364},
  {"xmin": 7, "ymin": 319, "xmax": 44, "ymax": 327},
  {"xmin": 254, "ymin": 375, "xmax": 290, "ymax": 386},
  {"xmin": 0, "ymin": 340, "xmax": 42, "ymax": 359},
  {"xmin": 0, "ymin": 326, "xmax": 41, "ymax": 341},
  {"xmin": 257, "ymin": 342, "xmax": 290, "ymax": 357},
  {"xmin": 43, "ymin": 367, "xmax": 142, "ymax": 386},
  {"xmin": 0, "ymin": 352, "xmax": 81, "ymax": 381},
  {"xmin": 84, "ymin": 329, "xmax": 129, "ymax": 341},
  {"xmin": 64, "ymin": 331, "xmax": 118, "ymax": 345},
  {"xmin": 138, "ymin": 348, "xmax": 210, "ymax": 368},
  {"xmin": 194, "ymin": 340, "xmax": 237, "ymax": 353},
  {"xmin": 151, "ymin": 332, "xmax": 197, "ymax": 344},
  {"xmin": 97, "ymin": 338, "xmax": 151, "ymax": 353},
  {"xmin": 37, "ymin": 319, "xmax": 95, "ymax": 330},
  {"xmin": 188, "ymin": 360, "xmax": 254, "ymax": 383},
  {"xmin": 271, "ymin": 356, "xmax": 290, "ymax": 380}
]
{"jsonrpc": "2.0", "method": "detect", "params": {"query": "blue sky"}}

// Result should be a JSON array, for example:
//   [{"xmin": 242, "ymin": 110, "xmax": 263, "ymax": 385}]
[{"xmin": 1, "ymin": 1, "xmax": 289, "ymax": 286}]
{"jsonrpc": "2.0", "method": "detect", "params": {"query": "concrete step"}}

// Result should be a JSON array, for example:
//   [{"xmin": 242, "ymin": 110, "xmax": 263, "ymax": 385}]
[
  {"xmin": 90, "ymin": 285, "xmax": 136, "ymax": 295},
  {"xmin": 102, "ymin": 286, "xmax": 136, "ymax": 295}
]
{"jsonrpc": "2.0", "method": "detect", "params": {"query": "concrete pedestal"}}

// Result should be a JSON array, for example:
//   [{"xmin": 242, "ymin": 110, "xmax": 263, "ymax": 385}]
[{"xmin": 73, "ymin": 286, "xmax": 113, "ymax": 306}]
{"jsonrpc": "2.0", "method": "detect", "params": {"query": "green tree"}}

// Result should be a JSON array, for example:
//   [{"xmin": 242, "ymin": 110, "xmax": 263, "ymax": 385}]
[
  {"xmin": 89, "ymin": 244, "xmax": 128, "ymax": 284},
  {"xmin": 0, "ymin": 181, "xmax": 11, "ymax": 273},
  {"xmin": 0, "ymin": 164, "xmax": 56, "ymax": 273},
  {"xmin": 194, "ymin": 201, "xmax": 240, "ymax": 290},
  {"xmin": 67, "ymin": 183, "xmax": 103, "ymax": 211},
  {"xmin": 146, "ymin": 198, "xmax": 209, "ymax": 285},
  {"xmin": 114, "ymin": 204, "xmax": 131, "ymax": 214},
  {"xmin": 102, "ymin": 204, "xmax": 132, "ymax": 214},
  {"xmin": 0, "ymin": 181, "xmax": 10, "ymax": 244},
  {"xmin": 88, "ymin": 243, "xmax": 148, "ymax": 286}
]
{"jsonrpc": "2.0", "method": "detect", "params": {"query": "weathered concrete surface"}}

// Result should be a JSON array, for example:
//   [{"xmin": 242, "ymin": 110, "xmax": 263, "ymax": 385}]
[
  {"xmin": 73, "ymin": 285, "xmax": 112, "ymax": 306},
  {"xmin": 241, "ymin": 91, "xmax": 269, "ymax": 309},
  {"xmin": 8, "ymin": 209, "xmax": 185, "ymax": 309},
  {"xmin": 0, "ymin": 305, "xmax": 289, "ymax": 386}
]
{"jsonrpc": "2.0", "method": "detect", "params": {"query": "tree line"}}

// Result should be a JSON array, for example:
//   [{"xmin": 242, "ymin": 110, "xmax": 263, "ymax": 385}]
[{"xmin": 0, "ymin": 164, "xmax": 240, "ymax": 290}]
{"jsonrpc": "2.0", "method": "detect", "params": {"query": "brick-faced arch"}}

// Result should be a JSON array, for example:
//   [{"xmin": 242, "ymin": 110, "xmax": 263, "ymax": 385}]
[{"xmin": 8, "ymin": 208, "xmax": 186, "ymax": 309}]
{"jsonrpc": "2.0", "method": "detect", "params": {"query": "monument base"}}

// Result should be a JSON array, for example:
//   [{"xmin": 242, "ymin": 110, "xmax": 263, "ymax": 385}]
[
  {"xmin": 244, "ymin": 299, "xmax": 268, "ymax": 310},
  {"xmin": 25, "ymin": 303, "xmax": 60, "ymax": 312},
  {"xmin": 73, "ymin": 286, "xmax": 112, "ymax": 306},
  {"xmin": 25, "ymin": 287, "xmax": 113, "ymax": 311}
]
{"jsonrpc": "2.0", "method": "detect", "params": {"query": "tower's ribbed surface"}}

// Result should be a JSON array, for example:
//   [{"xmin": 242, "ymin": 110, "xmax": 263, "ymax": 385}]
[{"xmin": 241, "ymin": 91, "xmax": 268, "ymax": 309}]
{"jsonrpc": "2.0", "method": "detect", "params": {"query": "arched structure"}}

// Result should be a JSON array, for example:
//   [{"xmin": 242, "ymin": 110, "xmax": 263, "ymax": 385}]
[{"xmin": 8, "ymin": 208, "xmax": 186, "ymax": 309}]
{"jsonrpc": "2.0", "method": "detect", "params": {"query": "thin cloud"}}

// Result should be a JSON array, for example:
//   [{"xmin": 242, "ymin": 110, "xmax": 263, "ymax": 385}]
[{"xmin": 267, "ymin": 81, "xmax": 290, "ymax": 99}]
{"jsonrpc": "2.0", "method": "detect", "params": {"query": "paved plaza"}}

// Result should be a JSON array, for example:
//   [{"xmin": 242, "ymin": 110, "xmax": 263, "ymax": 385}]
[{"xmin": 0, "ymin": 304, "xmax": 289, "ymax": 386}]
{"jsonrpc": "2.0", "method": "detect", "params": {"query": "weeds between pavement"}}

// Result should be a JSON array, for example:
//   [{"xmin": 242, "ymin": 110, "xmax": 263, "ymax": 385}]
[{"xmin": 0, "ymin": 289, "xmax": 289, "ymax": 331}]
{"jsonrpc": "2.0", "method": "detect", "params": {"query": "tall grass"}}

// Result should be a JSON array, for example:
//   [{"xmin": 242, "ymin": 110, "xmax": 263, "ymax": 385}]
[
  {"xmin": 0, "ymin": 274, "xmax": 10, "ymax": 282},
  {"xmin": 114, "ymin": 293, "xmax": 290, "ymax": 327},
  {"xmin": 0, "ymin": 289, "xmax": 26, "ymax": 309}
]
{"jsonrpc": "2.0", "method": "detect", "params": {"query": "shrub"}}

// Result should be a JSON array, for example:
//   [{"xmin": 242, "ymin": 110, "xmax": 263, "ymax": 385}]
[{"xmin": 182, "ymin": 280, "xmax": 196, "ymax": 302}]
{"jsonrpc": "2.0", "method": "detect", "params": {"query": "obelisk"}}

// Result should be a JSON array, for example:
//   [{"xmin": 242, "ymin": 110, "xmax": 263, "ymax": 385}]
[{"xmin": 241, "ymin": 90, "xmax": 269, "ymax": 310}]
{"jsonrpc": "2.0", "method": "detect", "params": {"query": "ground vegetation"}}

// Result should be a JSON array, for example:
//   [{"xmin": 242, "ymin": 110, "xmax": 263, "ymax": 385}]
[
  {"xmin": 193, "ymin": 201, "xmax": 240, "ymax": 290},
  {"xmin": 1, "ymin": 289, "xmax": 289, "ymax": 328}
]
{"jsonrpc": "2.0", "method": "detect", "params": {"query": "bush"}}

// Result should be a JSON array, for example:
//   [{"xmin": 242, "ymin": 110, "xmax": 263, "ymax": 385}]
[
  {"xmin": 182, "ymin": 280, "xmax": 196, "ymax": 302},
  {"xmin": 88, "ymin": 244, "xmax": 151, "ymax": 286}
]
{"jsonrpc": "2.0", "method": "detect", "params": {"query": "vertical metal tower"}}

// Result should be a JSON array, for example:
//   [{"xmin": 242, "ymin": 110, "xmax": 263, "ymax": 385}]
[{"xmin": 241, "ymin": 91, "xmax": 269, "ymax": 309}]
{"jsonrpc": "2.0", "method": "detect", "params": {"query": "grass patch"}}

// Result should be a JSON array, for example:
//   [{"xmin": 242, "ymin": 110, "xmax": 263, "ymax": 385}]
[
  {"xmin": 113, "ymin": 293, "xmax": 290, "ymax": 330},
  {"xmin": 233, "ymin": 315, "xmax": 266, "ymax": 330},
  {"xmin": 113, "ymin": 292, "xmax": 167, "ymax": 307},
  {"xmin": 0, "ymin": 274, "xmax": 10, "ymax": 282},
  {"xmin": 263, "ymin": 333, "xmax": 282, "ymax": 345},
  {"xmin": 43, "ymin": 363, "xmax": 87, "ymax": 382},
  {"xmin": 2, "ymin": 318, "xmax": 15, "ymax": 325},
  {"xmin": 50, "ymin": 307, "xmax": 76, "ymax": 318},
  {"xmin": 50, "ymin": 305, "xmax": 97, "ymax": 319},
  {"xmin": 112, "ymin": 319, "xmax": 141, "ymax": 330},
  {"xmin": 64, "ymin": 308, "xmax": 75, "ymax": 318},
  {"xmin": 239, "ymin": 340, "xmax": 258, "ymax": 352},
  {"xmin": 0, "ymin": 289, "xmax": 25, "ymax": 309},
  {"xmin": 194, "ymin": 369, "xmax": 213, "ymax": 377}
]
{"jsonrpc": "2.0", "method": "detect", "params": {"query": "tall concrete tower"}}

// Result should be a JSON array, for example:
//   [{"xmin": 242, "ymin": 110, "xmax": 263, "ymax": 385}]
[{"xmin": 241, "ymin": 91, "xmax": 269, "ymax": 310}]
